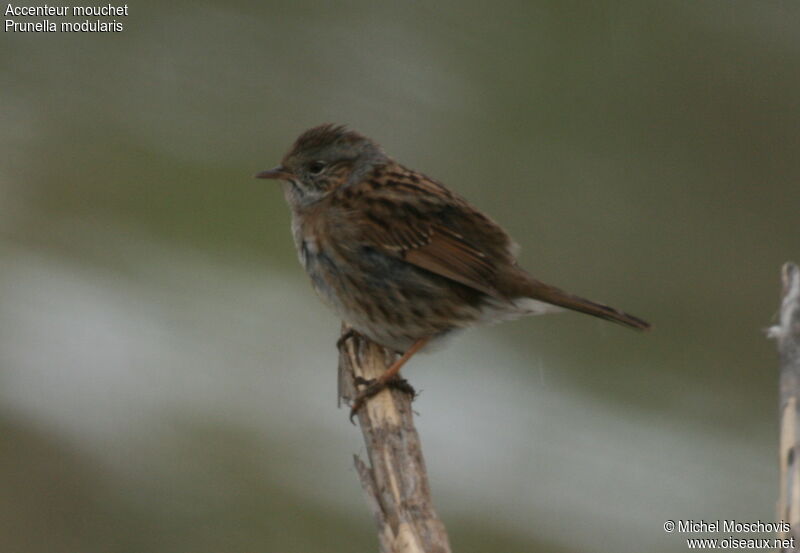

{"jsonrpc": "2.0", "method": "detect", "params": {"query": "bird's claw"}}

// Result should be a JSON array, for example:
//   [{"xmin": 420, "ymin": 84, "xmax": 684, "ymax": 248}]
[
  {"xmin": 348, "ymin": 376, "xmax": 416, "ymax": 423},
  {"xmin": 336, "ymin": 328, "xmax": 359, "ymax": 350}
]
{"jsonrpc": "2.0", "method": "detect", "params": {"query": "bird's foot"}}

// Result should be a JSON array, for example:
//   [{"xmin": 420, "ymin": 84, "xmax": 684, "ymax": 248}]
[
  {"xmin": 336, "ymin": 328, "xmax": 361, "ymax": 350},
  {"xmin": 349, "ymin": 375, "xmax": 416, "ymax": 423}
]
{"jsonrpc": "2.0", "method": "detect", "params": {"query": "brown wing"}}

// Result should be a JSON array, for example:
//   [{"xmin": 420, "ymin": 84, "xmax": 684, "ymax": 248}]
[{"xmin": 343, "ymin": 163, "xmax": 517, "ymax": 299}]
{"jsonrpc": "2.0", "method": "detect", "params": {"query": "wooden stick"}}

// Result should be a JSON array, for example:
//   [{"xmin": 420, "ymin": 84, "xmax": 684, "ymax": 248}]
[
  {"xmin": 338, "ymin": 324, "xmax": 452, "ymax": 553},
  {"xmin": 769, "ymin": 262, "xmax": 800, "ymax": 549}
]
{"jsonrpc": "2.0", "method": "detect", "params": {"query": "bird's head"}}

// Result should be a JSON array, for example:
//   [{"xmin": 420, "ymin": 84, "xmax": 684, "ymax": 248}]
[{"xmin": 256, "ymin": 124, "xmax": 388, "ymax": 207}]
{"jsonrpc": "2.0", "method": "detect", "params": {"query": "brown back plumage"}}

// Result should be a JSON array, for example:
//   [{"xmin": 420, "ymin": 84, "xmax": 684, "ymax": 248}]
[{"xmin": 331, "ymin": 161, "xmax": 650, "ymax": 330}]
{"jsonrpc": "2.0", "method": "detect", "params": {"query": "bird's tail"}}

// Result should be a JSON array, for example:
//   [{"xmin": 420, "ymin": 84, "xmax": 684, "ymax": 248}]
[{"xmin": 525, "ymin": 280, "xmax": 651, "ymax": 330}]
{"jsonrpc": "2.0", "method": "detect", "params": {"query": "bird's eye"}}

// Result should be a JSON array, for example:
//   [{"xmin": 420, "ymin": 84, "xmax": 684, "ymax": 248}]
[{"xmin": 308, "ymin": 161, "xmax": 326, "ymax": 175}]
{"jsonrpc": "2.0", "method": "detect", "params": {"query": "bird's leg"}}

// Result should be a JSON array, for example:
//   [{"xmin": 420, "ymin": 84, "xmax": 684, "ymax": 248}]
[{"xmin": 349, "ymin": 337, "xmax": 429, "ymax": 422}]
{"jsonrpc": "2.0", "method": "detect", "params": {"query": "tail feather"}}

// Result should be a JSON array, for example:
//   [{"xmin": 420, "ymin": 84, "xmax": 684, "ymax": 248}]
[{"xmin": 527, "ymin": 282, "xmax": 651, "ymax": 330}]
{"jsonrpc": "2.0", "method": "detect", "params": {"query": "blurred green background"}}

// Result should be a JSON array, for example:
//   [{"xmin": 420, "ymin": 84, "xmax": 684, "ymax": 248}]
[{"xmin": 1, "ymin": 1, "xmax": 798, "ymax": 552}]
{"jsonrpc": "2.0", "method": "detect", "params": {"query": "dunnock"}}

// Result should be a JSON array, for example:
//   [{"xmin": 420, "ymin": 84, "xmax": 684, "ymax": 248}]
[{"xmin": 257, "ymin": 124, "xmax": 649, "ymax": 417}]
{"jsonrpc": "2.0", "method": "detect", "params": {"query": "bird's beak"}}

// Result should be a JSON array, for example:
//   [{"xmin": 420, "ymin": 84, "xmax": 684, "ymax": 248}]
[{"xmin": 255, "ymin": 166, "xmax": 294, "ymax": 180}]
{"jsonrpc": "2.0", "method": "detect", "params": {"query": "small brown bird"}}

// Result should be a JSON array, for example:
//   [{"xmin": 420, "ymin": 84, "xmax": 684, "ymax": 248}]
[{"xmin": 257, "ymin": 124, "xmax": 649, "ymax": 416}]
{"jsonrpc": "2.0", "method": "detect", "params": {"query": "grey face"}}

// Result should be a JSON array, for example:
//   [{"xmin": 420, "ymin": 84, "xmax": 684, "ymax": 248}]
[{"xmin": 256, "ymin": 124, "xmax": 389, "ymax": 208}]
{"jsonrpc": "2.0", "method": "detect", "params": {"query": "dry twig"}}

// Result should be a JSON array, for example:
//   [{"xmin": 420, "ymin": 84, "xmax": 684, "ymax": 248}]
[
  {"xmin": 769, "ymin": 262, "xmax": 800, "ymax": 548},
  {"xmin": 338, "ymin": 324, "xmax": 452, "ymax": 553}
]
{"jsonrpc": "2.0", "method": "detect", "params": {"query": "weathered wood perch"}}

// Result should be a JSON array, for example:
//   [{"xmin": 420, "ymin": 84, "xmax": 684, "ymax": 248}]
[
  {"xmin": 337, "ymin": 323, "xmax": 452, "ymax": 553},
  {"xmin": 769, "ymin": 262, "xmax": 800, "ymax": 549}
]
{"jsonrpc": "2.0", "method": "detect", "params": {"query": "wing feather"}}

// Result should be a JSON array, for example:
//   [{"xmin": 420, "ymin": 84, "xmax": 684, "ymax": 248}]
[{"xmin": 343, "ymin": 164, "xmax": 516, "ymax": 299}]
